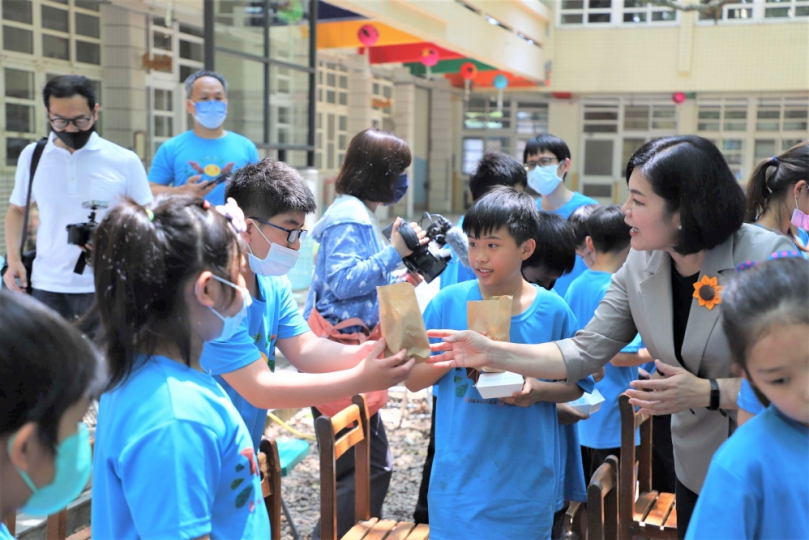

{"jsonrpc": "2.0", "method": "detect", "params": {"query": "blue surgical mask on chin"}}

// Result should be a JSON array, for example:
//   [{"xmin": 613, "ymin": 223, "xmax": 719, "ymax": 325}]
[
  {"xmin": 204, "ymin": 274, "xmax": 252, "ymax": 341},
  {"xmin": 527, "ymin": 164, "xmax": 563, "ymax": 196},
  {"xmin": 193, "ymin": 100, "xmax": 227, "ymax": 130},
  {"xmin": 385, "ymin": 174, "xmax": 409, "ymax": 206},
  {"xmin": 9, "ymin": 423, "xmax": 92, "ymax": 517}
]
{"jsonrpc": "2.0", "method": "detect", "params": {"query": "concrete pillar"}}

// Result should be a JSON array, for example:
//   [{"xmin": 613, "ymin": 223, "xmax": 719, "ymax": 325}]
[
  {"xmin": 427, "ymin": 86, "xmax": 452, "ymax": 214},
  {"xmin": 348, "ymin": 65, "xmax": 373, "ymax": 137},
  {"xmin": 391, "ymin": 68, "xmax": 417, "ymax": 220},
  {"xmin": 101, "ymin": 4, "xmax": 147, "ymax": 151}
]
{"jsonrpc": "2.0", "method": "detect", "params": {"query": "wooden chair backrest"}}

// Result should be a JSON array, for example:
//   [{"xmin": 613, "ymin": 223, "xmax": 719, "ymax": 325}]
[
  {"xmin": 618, "ymin": 393, "xmax": 653, "ymax": 540},
  {"xmin": 588, "ymin": 455, "xmax": 619, "ymax": 540},
  {"xmin": 259, "ymin": 438, "xmax": 283, "ymax": 540},
  {"xmin": 315, "ymin": 394, "xmax": 371, "ymax": 540}
]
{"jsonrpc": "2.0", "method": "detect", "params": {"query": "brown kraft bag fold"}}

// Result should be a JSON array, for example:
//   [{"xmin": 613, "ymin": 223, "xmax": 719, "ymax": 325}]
[
  {"xmin": 467, "ymin": 295, "xmax": 513, "ymax": 374},
  {"xmin": 377, "ymin": 282, "xmax": 431, "ymax": 364}
]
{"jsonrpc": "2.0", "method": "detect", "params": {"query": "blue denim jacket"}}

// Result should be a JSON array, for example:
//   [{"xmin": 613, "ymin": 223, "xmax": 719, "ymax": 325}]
[{"xmin": 304, "ymin": 195, "xmax": 402, "ymax": 332}]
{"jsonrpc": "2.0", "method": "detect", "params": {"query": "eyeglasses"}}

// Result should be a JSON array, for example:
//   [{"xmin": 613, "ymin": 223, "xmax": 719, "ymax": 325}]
[
  {"xmin": 249, "ymin": 216, "xmax": 308, "ymax": 243},
  {"xmin": 525, "ymin": 157, "xmax": 559, "ymax": 171},
  {"xmin": 48, "ymin": 115, "xmax": 93, "ymax": 130}
]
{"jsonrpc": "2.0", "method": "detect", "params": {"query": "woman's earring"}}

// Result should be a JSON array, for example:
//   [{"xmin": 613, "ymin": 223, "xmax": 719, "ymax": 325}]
[{"xmin": 678, "ymin": 225, "xmax": 683, "ymax": 230}]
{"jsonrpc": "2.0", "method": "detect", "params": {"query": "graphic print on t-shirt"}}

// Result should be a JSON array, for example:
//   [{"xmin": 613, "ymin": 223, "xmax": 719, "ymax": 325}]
[
  {"xmin": 232, "ymin": 448, "xmax": 260, "ymax": 511},
  {"xmin": 187, "ymin": 159, "xmax": 236, "ymax": 182}
]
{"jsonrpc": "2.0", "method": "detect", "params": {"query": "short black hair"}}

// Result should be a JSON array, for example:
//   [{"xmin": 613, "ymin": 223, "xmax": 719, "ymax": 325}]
[
  {"xmin": 463, "ymin": 186, "xmax": 540, "ymax": 246},
  {"xmin": 722, "ymin": 257, "xmax": 809, "ymax": 407},
  {"xmin": 568, "ymin": 204, "xmax": 599, "ymax": 248},
  {"xmin": 226, "ymin": 158, "xmax": 316, "ymax": 220},
  {"xmin": 523, "ymin": 212, "xmax": 576, "ymax": 276},
  {"xmin": 469, "ymin": 152, "xmax": 527, "ymax": 201},
  {"xmin": 627, "ymin": 136, "xmax": 745, "ymax": 255},
  {"xmin": 523, "ymin": 134, "xmax": 571, "ymax": 165},
  {"xmin": 0, "ymin": 290, "xmax": 102, "ymax": 452},
  {"xmin": 335, "ymin": 128, "xmax": 412, "ymax": 204},
  {"xmin": 43, "ymin": 75, "xmax": 97, "ymax": 111},
  {"xmin": 587, "ymin": 205, "xmax": 631, "ymax": 254}
]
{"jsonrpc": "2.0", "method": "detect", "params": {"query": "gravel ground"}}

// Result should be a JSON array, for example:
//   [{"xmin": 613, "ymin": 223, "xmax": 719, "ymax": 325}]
[{"xmin": 264, "ymin": 389, "xmax": 433, "ymax": 540}]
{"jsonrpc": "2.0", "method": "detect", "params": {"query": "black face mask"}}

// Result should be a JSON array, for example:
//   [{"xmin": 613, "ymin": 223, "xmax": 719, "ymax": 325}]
[{"xmin": 53, "ymin": 125, "xmax": 95, "ymax": 150}]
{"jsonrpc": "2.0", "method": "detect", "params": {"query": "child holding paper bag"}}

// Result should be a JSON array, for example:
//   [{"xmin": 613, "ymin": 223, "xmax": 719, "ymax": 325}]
[
  {"xmin": 406, "ymin": 187, "xmax": 590, "ymax": 540},
  {"xmin": 377, "ymin": 282, "xmax": 431, "ymax": 364}
]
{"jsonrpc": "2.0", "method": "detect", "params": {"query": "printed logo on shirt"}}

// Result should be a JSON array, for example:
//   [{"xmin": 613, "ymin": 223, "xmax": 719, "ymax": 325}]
[
  {"xmin": 231, "ymin": 448, "xmax": 259, "ymax": 511},
  {"xmin": 187, "ymin": 159, "xmax": 236, "ymax": 180},
  {"xmin": 259, "ymin": 351, "xmax": 276, "ymax": 373}
]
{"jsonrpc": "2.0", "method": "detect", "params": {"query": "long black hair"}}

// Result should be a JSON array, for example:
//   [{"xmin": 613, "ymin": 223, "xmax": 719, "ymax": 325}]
[
  {"xmin": 722, "ymin": 257, "xmax": 809, "ymax": 406},
  {"xmin": 91, "ymin": 195, "xmax": 243, "ymax": 391},
  {"xmin": 0, "ymin": 290, "xmax": 103, "ymax": 452},
  {"xmin": 745, "ymin": 142, "xmax": 809, "ymax": 224}
]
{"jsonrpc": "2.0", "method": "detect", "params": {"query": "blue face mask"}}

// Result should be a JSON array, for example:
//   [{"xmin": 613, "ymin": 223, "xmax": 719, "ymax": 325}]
[
  {"xmin": 387, "ymin": 174, "xmax": 409, "ymax": 206},
  {"xmin": 205, "ymin": 274, "xmax": 252, "ymax": 341},
  {"xmin": 527, "ymin": 164, "xmax": 563, "ymax": 196},
  {"xmin": 10, "ymin": 423, "xmax": 92, "ymax": 517},
  {"xmin": 193, "ymin": 100, "xmax": 227, "ymax": 130}
]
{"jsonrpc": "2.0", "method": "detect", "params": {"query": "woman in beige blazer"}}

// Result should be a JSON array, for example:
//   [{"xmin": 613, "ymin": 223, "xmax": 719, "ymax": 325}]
[{"xmin": 427, "ymin": 136, "xmax": 795, "ymax": 538}]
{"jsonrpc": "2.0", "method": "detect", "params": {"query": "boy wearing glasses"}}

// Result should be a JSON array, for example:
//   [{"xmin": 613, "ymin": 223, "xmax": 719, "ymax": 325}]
[
  {"xmin": 199, "ymin": 158, "xmax": 415, "ymax": 451},
  {"xmin": 3, "ymin": 75, "xmax": 152, "ymax": 324},
  {"xmin": 523, "ymin": 134, "xmax": 598, "ymax": 297}
]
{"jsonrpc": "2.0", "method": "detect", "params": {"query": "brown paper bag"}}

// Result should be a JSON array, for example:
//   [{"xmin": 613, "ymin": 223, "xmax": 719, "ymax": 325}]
[
  {"xmin": 468, "ymin": 295, "xmax": 513, "ymax": 373},
  {"xmin": 377, "ymin": 282, "xmax": 431, "ymax": 363}
]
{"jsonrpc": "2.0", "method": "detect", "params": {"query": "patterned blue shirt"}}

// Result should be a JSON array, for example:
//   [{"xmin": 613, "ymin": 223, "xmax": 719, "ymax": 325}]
[{"xmin": 304, "ymin": 195, "xmax": 402, "ymax": 332}]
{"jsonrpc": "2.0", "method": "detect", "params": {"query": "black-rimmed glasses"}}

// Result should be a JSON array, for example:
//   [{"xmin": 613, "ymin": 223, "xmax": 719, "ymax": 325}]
[
  {"xmin": 49, "ymin": 115, "xmax": 93, "ymax": 130},
  {"xmin": 525, "ymin": 157, "xmax": 559, "ymax": 171},
  {"xmin": 249, "ymin": 216, "xmax": 308, "ymax": 243}
]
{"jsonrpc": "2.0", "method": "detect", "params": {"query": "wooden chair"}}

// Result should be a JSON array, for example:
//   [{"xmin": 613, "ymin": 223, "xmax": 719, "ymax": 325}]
[
  {"xmin": 587, "ymin": 455, "xmax": 619, "ymax": 540},
  {"xmin": 259, "ymin": 438, "xmax": 284, "ymax": 540},
  {"xmin": 618, "ymin": 394, "xmax": 677, "ymax": 540},
  {"xmin": 315, "ymin": 394, "xmax": 429, "ymax": 540}
]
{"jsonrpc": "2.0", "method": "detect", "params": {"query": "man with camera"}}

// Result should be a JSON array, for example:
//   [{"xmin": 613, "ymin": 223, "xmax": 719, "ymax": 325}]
[
  {"xmin": 3, "ymin": 75, "xmax": 152, "ymax": 323},
  {"xmin": 148, "ymin": 70, "xmax": 259, "ymax": 205}
]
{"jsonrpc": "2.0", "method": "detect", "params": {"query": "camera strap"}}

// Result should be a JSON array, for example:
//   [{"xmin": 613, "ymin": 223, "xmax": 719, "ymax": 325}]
[{"xmin": 18, "ymin": 138, "xmax": 48, "ymax": 258}]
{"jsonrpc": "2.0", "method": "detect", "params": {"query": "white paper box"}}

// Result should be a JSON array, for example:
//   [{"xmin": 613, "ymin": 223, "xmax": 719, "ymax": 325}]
[
  {"xmin": 475, "ymin": 371, "xmax": 525, "ymax": 399},
  {"xmin": 567, "ymin": 389, "xmax": 605, "ymax": 415}
]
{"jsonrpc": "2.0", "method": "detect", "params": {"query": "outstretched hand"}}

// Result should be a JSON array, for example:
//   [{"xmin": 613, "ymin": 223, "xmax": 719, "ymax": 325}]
[{"xmin": 425, "ymin": 330, "xmax": 495, "ymax": 370}]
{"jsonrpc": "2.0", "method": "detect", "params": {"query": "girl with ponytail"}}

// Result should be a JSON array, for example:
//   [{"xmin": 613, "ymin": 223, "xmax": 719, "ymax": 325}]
[{"xmin": 745, "ymin": 141, "xmax": 809, "ymax": 251}]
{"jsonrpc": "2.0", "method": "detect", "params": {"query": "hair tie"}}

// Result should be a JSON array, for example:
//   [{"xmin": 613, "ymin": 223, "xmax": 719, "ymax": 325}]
[
  {"xmin": 771, "ymin": 156, "xmax": 778, "ymax": 164},
  {"xmin": 736, "ymin": 250, "xmax": 803, "ymax": 272},
  {"xmin": 144, "ymin": 208, "xmax": 154, "ymax": 222},
  {"xmin": 202, "ymin": 200, "xmax": 211, "ymax": 210}
]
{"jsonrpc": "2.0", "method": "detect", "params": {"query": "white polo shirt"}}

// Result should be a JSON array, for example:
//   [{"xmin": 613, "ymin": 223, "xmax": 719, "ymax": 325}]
[{"xmin": 9, "ymin": 132, "xmax": 153, "ymax": 293}]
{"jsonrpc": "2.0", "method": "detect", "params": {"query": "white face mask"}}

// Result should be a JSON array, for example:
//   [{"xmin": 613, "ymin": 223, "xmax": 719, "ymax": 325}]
[
  {"xmin": 204, "ymin": 274, "xmax": 252, "ymax": 342},
  {"xmin": 247, "ymin": 220, "xmax": 300, "ymax": 276},
  {"xmin": 527, "ymin": 164, "xmax": 563, "ymax": 196}
]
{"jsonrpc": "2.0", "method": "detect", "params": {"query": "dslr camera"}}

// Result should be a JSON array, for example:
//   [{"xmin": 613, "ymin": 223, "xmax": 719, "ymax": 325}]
[
  {"xmin": 386, "ymin": 213, "xmax": 453, "ymax": 284},
  {"xmin": 66, "ymin": 200, "xmax": 108, "ymax": 274}
]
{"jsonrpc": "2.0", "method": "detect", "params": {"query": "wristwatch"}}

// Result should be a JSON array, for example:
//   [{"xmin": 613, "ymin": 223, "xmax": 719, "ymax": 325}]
[{"xmin": 707, "ymin": 379, "xmax": 720, "ymax": 411}]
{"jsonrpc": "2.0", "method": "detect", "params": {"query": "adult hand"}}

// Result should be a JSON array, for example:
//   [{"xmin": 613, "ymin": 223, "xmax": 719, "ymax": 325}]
[
  {"xmin": 425, "ymin": 330, "xmax": 494, "ymax": 370},
  {"xmin": 625, "ymin": 359, "xmax": 710, "ymax": 415},
  {"xmin": 501, "ymin": 377, "xmax": 544, "ymax": 408},
  {"xmin": 391, "ymin": 218, "xmax": 429, "ymax": 259},
  {"xmin": 557, "ymin": 403, "xmax": 590, "ymax": 425},
  {"xmin": 2, "ymin": 259, "xmax": 27, "ymax": 292},
  {"xmin": 179, "ymin": 175, "xmax": 216, "ymax": 198},
  {"xmin": 357, "ymin": 338, "xmax": 416, "ymax": 391}
]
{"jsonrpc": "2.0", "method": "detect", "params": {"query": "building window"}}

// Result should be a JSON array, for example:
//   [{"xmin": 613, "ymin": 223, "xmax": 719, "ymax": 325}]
[
  {"xmin": 559, "ymin": 0, "xmax": 678, "ymax": 25},
  {"xmin": 462, "ymin": 138, "xmax": 485, "ymax": 175},
  {"xmin": 316, "ymin": 61, "xmax": 351, "ymax": 172},
  {"xmin": 699, "ymin": 0, "xmax": 809, "ymax": 21}
]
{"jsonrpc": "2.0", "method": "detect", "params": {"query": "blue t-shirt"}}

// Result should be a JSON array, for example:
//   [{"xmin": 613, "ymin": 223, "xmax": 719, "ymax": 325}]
[
  {"xmin": 538, "ymin": 191, "xmax": 599, "ymax": 298},
  {"xmin": 556, "ymin": 376, "xmax": 595, "ymax": 511},
  {"xmin": 201, "ymin": 275, "xmax": 310, "ymax": 450},
  {"xmin": 93, "ymin": 355, "xmax": 269, "ymax": 539},
  {"xmin": 148, "ymin": 130, "xmax": 259, "ymax": 206},
  {"xmin": 0, "ymin": 523, "xmax": 13, "ymax": 540},
  {"xmin": 439, "ymin": 216, "xmax": 476, "ymax": 290},
  {"xmin": 737, "ymin": 379, "xmax": 766, "ymax": 416},
  {"xmin": 686, "ymin": 406, "xmax": 809, "ymax": 540},
  {"xmin": 424, "ymin": 280, "xmax": 578, "ymax": 540},
  {"xmin": 565, "ymin": 269, "xmax": 641, "ymax": 449}
]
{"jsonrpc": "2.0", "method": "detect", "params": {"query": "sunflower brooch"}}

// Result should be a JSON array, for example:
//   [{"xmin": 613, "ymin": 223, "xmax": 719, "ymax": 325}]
[{"xmin": 693, "ymin": 275, "xmax": 723, "ymax": 310}]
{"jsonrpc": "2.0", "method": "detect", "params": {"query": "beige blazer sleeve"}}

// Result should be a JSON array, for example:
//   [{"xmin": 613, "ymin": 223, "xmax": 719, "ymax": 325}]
[{"xmin": 556, "ymin": 223, "xmax": 796, "ymax": 492}]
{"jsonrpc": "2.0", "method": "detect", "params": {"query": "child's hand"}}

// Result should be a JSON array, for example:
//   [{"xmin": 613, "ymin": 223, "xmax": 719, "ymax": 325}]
[
  {"xmin": 357, "ymin": 338, "xmax": 416, "ymax": 391},
  {"xmin": 501, "ymin": 377, "xmax": 544, "ymax": 408},
  {"xmin": 557, "ymin": 403, "xmax": 590, "ymax": 425},
  {"xmin": 426, "ymin": 330, "xmax": 493, "ymax": 370}
]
